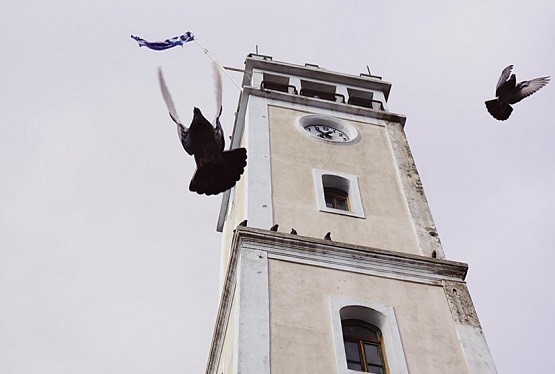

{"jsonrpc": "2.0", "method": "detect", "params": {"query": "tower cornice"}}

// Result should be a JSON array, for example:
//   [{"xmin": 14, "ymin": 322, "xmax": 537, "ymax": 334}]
[
  {"xmin": 243, "ymin": 86, "xmax": 406, "ymax": 125},
  {"xmin": 234, "ymin": 227, "xmax": 467, "ymax": 283}
]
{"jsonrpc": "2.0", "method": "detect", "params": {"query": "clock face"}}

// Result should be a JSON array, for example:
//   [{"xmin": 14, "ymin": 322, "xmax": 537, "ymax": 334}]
[
  {"xmin": 304, "ymin": 124, "xmax": 351, "ymax": 142},
  {"xmin": 297, "ymin": 115, "xmax": 359, "ymax": 144}
]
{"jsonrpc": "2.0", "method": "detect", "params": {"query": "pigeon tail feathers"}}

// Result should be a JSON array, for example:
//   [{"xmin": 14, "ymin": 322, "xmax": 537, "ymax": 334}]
[
  {"xmin": 485, "ymin": 99, "xmax": 513, "ymax": 121},
  {"xmin": 189, "ymin": 147, "xmax": 247, "ymax": 195}
]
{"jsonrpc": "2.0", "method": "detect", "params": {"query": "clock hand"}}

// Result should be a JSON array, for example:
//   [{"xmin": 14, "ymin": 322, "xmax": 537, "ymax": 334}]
[{"xmin": 315, "ymin": 127, "xmax": 334, "ymax": 138}]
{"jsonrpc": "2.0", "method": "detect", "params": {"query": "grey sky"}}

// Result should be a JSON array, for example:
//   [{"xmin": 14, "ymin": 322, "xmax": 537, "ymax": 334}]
[{"xmin": 1, "ymin": 1, "xmax": 554, "ymax": 373}]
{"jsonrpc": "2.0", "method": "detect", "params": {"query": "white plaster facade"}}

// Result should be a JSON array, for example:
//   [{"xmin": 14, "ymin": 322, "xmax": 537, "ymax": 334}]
[{"xmin": 206, "ymin": 55, "xmax": 497, "ymax": 373}]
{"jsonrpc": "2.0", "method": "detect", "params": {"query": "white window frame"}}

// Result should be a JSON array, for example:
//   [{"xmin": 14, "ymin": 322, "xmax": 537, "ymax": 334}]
[
  {"xmin": 313, "ymin": 169, "xmax": 365, "ymax": 218},
  {"xmin": 329, "ymin": 296, "xmax": 409, "ymax": 374}
]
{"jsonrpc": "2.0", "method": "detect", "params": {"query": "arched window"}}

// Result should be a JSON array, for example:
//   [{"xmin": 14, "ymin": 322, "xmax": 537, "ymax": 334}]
[
  {"xmin": 342, "ymin": 319, "xmax": 386, "ymax": 373},
  {"xmin": 313, "ymin": 170, "xmax": 365, "ymax": 218},
  {"xmin": 331, "ymin": 301, "xmax": 408, "ymax": 374}
]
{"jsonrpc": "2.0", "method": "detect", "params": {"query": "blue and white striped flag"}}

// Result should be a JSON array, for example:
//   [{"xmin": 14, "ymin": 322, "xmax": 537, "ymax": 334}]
[{"xmin": 131, "ymin": 32, "xmax": 195, "ymax": 51}]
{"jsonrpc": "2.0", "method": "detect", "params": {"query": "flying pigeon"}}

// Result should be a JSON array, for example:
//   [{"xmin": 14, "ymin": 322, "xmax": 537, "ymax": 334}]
[
  {"xmin": 485, "ymin": 65, "xmax": 550, "ymax": 121},
  {"xmin": 158, "ymin": 64, "xmax": 247, "ymax": 195}
]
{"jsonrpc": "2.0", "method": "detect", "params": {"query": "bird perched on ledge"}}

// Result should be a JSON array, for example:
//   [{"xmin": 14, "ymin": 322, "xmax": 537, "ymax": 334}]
[
  {"xmin": 485, "ymin": 65, "xmax": 550, "ymax": 121},
  {"xmin": 157, "ymin": 64, "xmax": 247, "ymax": 195}
]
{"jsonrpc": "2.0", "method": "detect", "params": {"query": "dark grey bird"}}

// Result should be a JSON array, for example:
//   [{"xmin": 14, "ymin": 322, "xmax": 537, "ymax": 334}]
[
  {"xmin": 485, "ymin": 65, "xmax": 550, "ymax": 121},
  {"xmin": 270, "ymin": 224, "xmax": 279, "ymax": 232},
  {"xmin": 158, "ymin": 65, "xmax": 247, "ymax": 195},
  {"xmin": 324, "ymin": 232, "xmax": 332, "ymax": 240},
  {"xmin": 290, "ymin": 228, "xmax": 297, "ymax": 235},
  {"xmin": 239, "ymin": 220, "xmax": 248, "ymax": 227}
]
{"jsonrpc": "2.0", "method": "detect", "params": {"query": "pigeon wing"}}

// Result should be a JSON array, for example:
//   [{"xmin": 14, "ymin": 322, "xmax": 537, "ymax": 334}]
[
  {"xmin": 211, "ymin": 62, "xmax": 225, "ymax": 151},
  {"xmin": 513, "ymin": 76, "xmax": 550, "ymax": 103},
  {"xmin": 496, "ymin": 65, "xmax": 513, "ymax": 91},
  {"xmin": 214, "ymin": 106, "xmax": 225, "ymax": 152},
  {"xmin": 157, "ymin": 67, "xmax": 193, "ymax": 155},
  {"xmin": 212, "ymin": 62, "xmax": 222, "ymax": 126},
  {"xmin": 158, "ymin": 67, "xmax": 185, "ymax": 127}
]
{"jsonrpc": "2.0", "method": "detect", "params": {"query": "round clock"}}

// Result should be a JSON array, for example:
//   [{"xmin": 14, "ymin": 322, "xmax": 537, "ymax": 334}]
[{"xmin": 297, "ymin": 114, "xmax": 359, "ymax": 144}]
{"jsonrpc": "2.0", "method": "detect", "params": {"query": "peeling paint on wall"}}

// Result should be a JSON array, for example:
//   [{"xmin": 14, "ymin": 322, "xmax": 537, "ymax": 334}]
[
  {"xmin": 386, "ymin": 122, "xmax": 445, "ymax": 259},
  {"xmin": 444, "ymin": 281, "xmax": 481, "ymax": 328}
]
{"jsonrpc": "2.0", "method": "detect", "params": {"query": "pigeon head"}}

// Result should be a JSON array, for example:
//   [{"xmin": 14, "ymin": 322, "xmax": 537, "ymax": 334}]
[{"xmin": 191, "ymin": 107, "xmax": 212, "ymax": 129}]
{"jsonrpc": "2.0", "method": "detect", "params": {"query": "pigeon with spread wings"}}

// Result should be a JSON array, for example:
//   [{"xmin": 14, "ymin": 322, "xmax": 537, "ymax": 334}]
[
  {"xmin": 485, "ymin": 65, "xmax": 550, "ymax": 121},
  {"xmin": 157, "ymin": 65, "xmax": 247, "ymax": 195}
]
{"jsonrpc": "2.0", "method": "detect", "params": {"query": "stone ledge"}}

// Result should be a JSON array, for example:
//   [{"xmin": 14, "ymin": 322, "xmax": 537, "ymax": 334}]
[
  {"xmin": 245, "ymin": 86, "xmax": 407, "ymax": 126},
  {"xmin": 234, "ymin": 227, "xmax": 468, "ymax": 283}
]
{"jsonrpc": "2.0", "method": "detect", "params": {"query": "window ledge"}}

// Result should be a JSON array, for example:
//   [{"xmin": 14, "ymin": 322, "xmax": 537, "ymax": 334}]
[{"xmin": 320, "ymin": 205, "xmax": 365, "ymax": 219}]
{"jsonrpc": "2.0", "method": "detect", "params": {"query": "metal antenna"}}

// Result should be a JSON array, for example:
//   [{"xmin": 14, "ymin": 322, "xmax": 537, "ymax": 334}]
[
  {"xmin": 256, "ymin": 45, "xmax": 259, "ymax": 54},
  {"xmin": 366, "ymin": 65, "xmax": 372, "ymax": 75}
]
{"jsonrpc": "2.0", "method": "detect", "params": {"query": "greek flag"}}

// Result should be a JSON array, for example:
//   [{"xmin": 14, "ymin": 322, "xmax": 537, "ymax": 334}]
[{"xmin": 131, "ymin": 32, "xmax": 195, "ymax": 51}]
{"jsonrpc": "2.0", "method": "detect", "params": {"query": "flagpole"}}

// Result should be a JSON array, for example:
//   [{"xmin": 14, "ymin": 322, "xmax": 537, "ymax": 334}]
[{"xmin": 193, "ymin": 38, "xmax": 243, "ymax": 92}]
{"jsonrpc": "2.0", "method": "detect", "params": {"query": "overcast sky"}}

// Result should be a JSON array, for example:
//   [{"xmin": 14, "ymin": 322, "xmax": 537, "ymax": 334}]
[{"xmin": 1, "ymin": 1, "xmax": 554, "ymax": 373}]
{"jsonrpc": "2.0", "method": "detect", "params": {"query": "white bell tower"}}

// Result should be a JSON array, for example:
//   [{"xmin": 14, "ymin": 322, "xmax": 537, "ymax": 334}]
[{"xmin": 205, "ymin": 54, "xmax": 497, "ymax": 373}]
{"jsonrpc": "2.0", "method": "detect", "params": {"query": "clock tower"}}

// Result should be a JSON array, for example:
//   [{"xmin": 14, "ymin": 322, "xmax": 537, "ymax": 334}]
[{"xmin": 206, "ymin": 55, "xmax": 497, "ymax": 373}]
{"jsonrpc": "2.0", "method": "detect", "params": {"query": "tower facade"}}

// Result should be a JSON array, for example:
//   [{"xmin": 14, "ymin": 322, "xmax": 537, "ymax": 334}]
[{"xmin": 206, "ymin": 55, "xmax": 496, "ymax": 373}]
